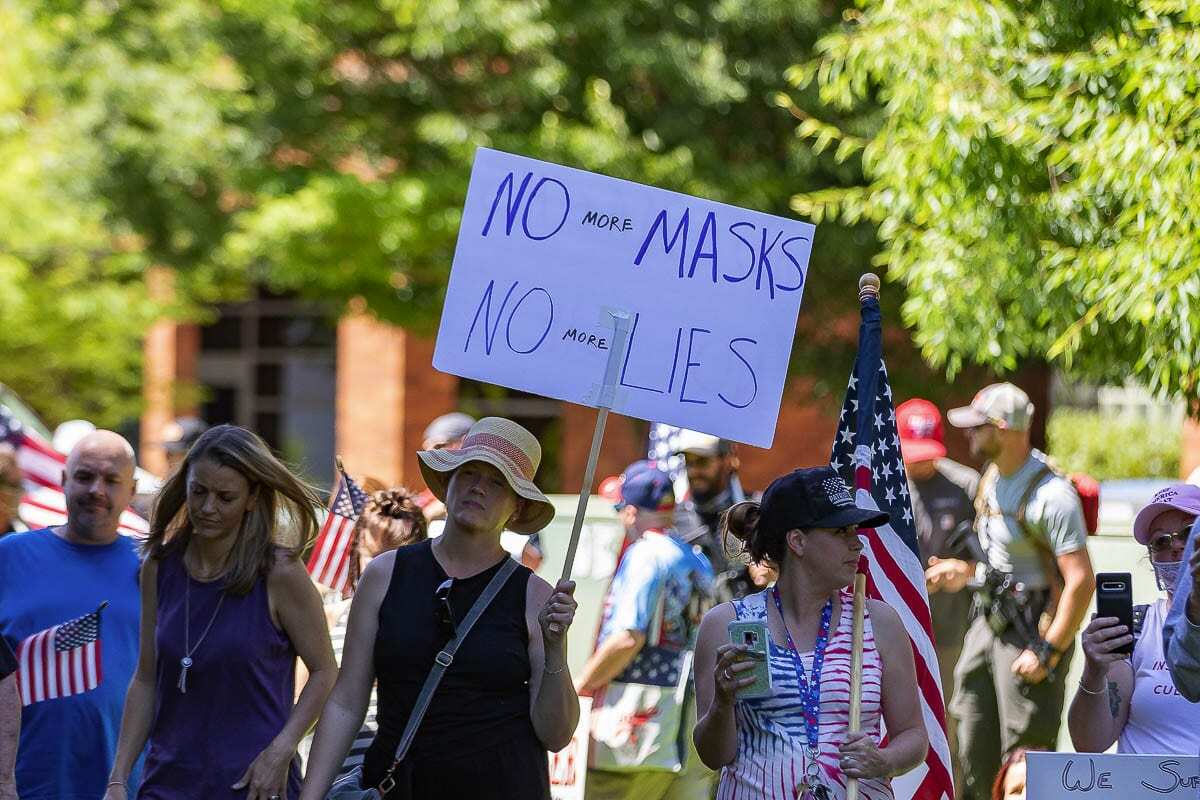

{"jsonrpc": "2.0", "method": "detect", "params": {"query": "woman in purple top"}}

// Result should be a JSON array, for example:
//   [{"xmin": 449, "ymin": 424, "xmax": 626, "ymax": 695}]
[{"xmin": 105, "ymin": 425, "xmax": 336, "ymax": 800}]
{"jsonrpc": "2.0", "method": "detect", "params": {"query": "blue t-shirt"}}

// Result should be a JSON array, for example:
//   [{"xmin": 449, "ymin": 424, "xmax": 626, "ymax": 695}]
[
  {"xmin": 0, "ymin": 528, "xmax": 143, "ymax": 799},
  {"xmin": 598, "ymin": 530, "xmax": 713, "ymax": 650}
]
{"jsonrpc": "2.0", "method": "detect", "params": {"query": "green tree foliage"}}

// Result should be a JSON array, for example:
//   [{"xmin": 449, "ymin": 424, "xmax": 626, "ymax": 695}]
[
  {"xmin": 3, "ymin": 0, "xmax": 885, "ymax": 425},
  {"xmin": 0, "ymin": 1, "xmax": 268, "ymax": 425},
  {"xmin": 793, "ymin": 0, "xmax": 1200, "ymax": 404},
  {"xmin": 1048, "ymin": 408, "xmax": 1180, "ymax": 479}
]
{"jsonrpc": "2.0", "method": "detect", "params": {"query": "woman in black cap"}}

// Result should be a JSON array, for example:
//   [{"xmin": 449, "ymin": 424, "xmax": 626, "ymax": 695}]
[{"xmin": 692, "ymin": 466, "xmax": 928, "ymax": 800}]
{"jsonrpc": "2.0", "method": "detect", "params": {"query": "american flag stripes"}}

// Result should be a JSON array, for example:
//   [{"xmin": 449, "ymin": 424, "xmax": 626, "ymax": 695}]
[
  {"xmin": 829, "ymin": 291, "xmax": 954, "ymax": 800},
  {"xmin": 306, "ymin": 467, "xmax": 369, "ymax": 596},
  {"xmin": 0, "ymin": 405, "xmax": 149, "ymax": 537},
  {"xmin": 16, "ymin": 603, "xmax": 106, "ymax": 706}
]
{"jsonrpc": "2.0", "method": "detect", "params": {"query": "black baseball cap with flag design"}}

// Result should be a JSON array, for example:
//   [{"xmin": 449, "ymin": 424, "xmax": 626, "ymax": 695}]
[{"xmin": 758, "ymin": 466, "xmax": 890, "ymax": 537}]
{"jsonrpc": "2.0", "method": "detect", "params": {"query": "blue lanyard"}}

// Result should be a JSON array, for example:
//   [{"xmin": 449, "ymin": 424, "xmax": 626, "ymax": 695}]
[{"xmin": 771, "ymin": 587, "xmax": 833, "ymax": 752}]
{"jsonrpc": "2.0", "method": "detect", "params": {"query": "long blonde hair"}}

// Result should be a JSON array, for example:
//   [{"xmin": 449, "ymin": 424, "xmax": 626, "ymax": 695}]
[{"xmin": 146, "ymin": 424, "xmax": 321, "ymax": 595}]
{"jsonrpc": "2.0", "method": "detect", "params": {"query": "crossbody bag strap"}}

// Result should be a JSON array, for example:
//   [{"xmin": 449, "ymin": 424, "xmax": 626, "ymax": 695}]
[{"xmin": 378, "ymin": 557, "xmax": 521, "ymax": 795}]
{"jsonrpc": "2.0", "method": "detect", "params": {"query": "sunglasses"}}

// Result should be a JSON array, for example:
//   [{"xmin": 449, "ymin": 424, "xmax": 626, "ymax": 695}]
[
  {"xmin": 434, "ymin": 578, "xmax": 457, "ymax": 638},
  {"xmin": 1149, "ymin": 528, "xmax": 1191, "ymax": 554}
]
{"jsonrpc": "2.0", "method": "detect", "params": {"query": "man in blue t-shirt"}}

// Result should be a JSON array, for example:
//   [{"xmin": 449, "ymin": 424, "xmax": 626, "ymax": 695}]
[
  {"xmin": 0, "ymin": 430, "xmax": 143, "ymax": 799},
  {"xmin": 577, "ymin": 462, "xmax": 714, "ymax": 800}
]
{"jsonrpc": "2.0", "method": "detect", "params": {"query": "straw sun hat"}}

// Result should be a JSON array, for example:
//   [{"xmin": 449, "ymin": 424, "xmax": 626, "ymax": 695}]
[{"xmin": 417, "ymin": 416, "xmax": 556, "ymax": 534}]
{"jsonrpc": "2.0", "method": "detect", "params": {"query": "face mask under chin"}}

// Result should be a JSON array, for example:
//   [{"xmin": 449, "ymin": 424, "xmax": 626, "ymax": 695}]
[{"xmin": 1153, "ymin": 559, "xmax": 1184, "ymax": 593}]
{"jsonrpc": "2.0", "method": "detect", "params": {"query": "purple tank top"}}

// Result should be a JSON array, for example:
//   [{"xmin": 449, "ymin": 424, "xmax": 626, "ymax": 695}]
[{"xmin": 138, "ymin": 549, "xmax": 301, "ymax": 799}]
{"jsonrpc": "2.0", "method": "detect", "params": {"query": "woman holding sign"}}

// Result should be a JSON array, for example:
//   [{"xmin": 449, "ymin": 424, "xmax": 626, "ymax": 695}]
[
  {"xmin": 692, "ymin": 466, "xmax": 928, "ymax": 800},
  {"xmin": 300, "ymin": 417, "xmax": 579, "ymax": 800}
]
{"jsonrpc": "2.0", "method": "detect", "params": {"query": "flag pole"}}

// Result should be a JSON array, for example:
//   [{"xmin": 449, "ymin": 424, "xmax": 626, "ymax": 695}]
[
  {"xmin": 557, "ymin": 310, "xmax": 633, "ymax": 588},
  {"xmin": 846, "ymin": 273, "xmax": 879, "ymax": 800}
]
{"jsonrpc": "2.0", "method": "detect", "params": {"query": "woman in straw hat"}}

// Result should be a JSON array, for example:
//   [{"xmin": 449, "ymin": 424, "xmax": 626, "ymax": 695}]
[{"xmin": 301, "ymin": 417, "xmax": 579, "ymax": 800}]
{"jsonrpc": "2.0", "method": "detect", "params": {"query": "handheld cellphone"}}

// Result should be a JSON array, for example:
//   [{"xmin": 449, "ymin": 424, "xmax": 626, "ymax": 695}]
[
  {"xmin": 1095, "ymin": 572, "xmax": 1134, "ymax": 656},
  {"xmin": 727, "ymin": 620, "xmax": 773, "ymax": 698}
]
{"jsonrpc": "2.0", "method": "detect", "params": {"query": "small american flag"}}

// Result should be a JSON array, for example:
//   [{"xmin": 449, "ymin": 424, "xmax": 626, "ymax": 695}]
[
  {"xmin": 306, "ymin": 467, "xmax": 369, "ymax": 595},
  {"xmin": 647, "ymin": 423, "xmax": 688, "ymax": 500},
  {"xmin": 0, "ymin": 405, "xmax": 149, "ymax": 537},
  {"xmin": 16, "ymin": 603, "xmax": 106, "ymax": 706},
  {"xmin": 829, "ymin": 291, "xmax": 954, "ymax": 800}
]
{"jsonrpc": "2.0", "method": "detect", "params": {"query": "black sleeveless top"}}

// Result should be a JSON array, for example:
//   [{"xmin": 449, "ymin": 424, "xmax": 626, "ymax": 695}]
[{"xmin": 361, "ymin": 540, "xmax": 549, "ymax": 798}]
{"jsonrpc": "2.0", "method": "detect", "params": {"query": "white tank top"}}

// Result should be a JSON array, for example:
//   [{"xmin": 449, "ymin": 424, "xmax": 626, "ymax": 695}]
[{"xmin": 1118, "ymin": 598, "xmax": 1200, "ymax": 754}]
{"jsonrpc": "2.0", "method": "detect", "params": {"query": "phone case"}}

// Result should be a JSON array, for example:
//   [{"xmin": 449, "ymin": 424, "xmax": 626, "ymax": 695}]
[
  {"xmin": 1095, "ymin": 572, "xmax": 1133, "ymax": 656},
  {"xmin": 727, "ymin": 620, "xmax": 773, "ymax": 699}
]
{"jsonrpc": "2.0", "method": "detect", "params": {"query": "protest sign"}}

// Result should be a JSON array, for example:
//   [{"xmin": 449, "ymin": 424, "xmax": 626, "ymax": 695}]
[
  {"xmin": 433, "ymin": 147, "xmax": 815, "ymax": 447},
  {"xmin": 550, "ymin": 696, "xmax": 592, "ymax": 800},
  {"xmin": 1026, "ymin": 751, "xmax": 1200, "ymax": 798}
]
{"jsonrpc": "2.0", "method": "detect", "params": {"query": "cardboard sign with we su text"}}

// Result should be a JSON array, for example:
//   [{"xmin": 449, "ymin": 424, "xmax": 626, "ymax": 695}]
[
  {"xmin": 1026, "ymin": 751, "xmax": 1200, "ymax": 798},
  {"xmin": 433, "ymin": 147, "xmax": 815, "ymax": 448}
]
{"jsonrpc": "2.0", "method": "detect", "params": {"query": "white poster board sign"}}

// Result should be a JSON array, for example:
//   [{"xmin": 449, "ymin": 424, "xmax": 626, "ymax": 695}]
[
  {"xmin": 1026, "ymin": 751, "xmax": 1200, "ymax": 798},
  {"xmin": 550, "ymin": 696, "xmax": 592, "ymax": 800},
  {"xmin": 433, "ymin": 147, "xmax": 815, "ymax": 447}
]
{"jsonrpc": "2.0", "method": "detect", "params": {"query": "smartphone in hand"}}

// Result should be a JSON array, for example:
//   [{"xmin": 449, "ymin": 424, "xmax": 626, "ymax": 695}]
[
  {"xmin": 1095, "ymin": 572, "xmax": 1134, "ymax": 656},
  {"xmin": 727, "ymin": 620, "xmax": 773, "ymax": 698}
]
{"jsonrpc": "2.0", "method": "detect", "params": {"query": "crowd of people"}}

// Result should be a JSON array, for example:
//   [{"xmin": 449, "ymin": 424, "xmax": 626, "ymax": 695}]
[{"xmin": 2, "ymin": 383, "xmax": 1200, "ymax": 800}]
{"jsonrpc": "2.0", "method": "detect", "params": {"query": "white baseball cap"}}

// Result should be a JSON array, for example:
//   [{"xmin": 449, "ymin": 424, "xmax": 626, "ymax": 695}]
[{"xmin": 947, "ymin": 383, "xmax": 1035, "ymax": 431}]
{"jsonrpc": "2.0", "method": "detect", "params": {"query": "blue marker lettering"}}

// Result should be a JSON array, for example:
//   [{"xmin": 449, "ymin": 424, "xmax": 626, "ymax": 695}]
[
  {"xmin": 776, "ymin": 235, "xmax": 809, "ymax": 292},
  {"xmin": 755, "ymin": 228, "xmax": 783, "ymax": 299},
  {"xmin": 687, "ymin": 211, "xmax": 719, "ymax": 283},
  {"xmin": 481, "ymin": 172, "xmax": 533, "ymax": 237},
  {"xmin": 504, "ymin": 287, "xmax": 554, "ymax": 354},
  {"xmin": 723, "ymin": 222, "xmax": 756, "ymax": 283},
  {"xmin": 618, "ymin": 313, "xmax": 666, "ymax": 394},
  {"xmin": 464, "ymin": 280, "xmax": 519, "ymax": 354},
  {"xmin": 633, "ymin": 209, "xmax": 691, "ymax": 277},
  {"xmin": 718, "ymin": 338, "xmax": 759, "ymax": 409},
  {"xmin": 679, "ymin": 327, "xmax": 711, "ymax": 404},
  {"xmin": 521, "ymin": 177, "xmax": 570, "ymax": 241}
]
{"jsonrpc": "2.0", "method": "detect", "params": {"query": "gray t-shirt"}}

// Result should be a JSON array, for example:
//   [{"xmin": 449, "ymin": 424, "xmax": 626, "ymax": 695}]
[{"xmin": 977, "ymin": 449, "xmax": 1088, "ymax": 589}]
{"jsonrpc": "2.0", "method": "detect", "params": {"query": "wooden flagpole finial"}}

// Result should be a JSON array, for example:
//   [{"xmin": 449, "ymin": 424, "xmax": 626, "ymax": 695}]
[{"xmin": 858, "ymin": 273, "xmax": 880, "ymax": 303}]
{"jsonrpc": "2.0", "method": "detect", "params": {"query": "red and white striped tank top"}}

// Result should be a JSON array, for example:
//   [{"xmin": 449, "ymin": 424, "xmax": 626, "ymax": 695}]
[{"xmin": 717, "ymin": 588, "xmax": 893, "ymax": 800}]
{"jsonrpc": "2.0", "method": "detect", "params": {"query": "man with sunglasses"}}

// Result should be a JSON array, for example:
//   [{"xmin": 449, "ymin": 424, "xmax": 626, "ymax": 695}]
[
  {"xmin": 946, "ymin": 382, "xmax": 1094, "ymax": 800},
  {"xmin": 1070, "ymin": 484, "xmax": 1200, "ymax": 755}
]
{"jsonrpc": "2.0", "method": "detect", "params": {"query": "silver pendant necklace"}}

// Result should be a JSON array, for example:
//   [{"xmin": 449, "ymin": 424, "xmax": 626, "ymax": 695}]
[{"xmin": 178, "ymin": 563, "xmax": 226, "ymax": 694}]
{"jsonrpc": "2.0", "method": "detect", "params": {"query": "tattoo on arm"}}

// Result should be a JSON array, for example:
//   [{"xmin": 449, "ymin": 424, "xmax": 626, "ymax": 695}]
[{"xmin": 1107, "ymin": 681, "xmax": 1120, "ymax": 718}]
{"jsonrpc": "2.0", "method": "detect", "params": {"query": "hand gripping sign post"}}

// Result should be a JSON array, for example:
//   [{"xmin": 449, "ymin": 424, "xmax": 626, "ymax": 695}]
[{"xmin": 433, "ymin": 147, "xmax": 815, "ymax": 581}]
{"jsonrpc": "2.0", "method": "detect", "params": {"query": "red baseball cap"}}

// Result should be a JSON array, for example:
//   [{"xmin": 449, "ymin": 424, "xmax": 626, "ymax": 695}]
[{"xmin": 896, "ymin": 399, "xmax": 947, "ymax": 464}]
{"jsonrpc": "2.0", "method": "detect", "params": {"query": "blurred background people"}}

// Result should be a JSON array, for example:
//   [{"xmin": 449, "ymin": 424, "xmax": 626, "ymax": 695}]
[
  {"xmin": 1069, "ymin": 484, "xmax": 1200, "ymax": 754},
  {"xmin": 673, "ymin": 431, "xmax": 747, "ymax": 601},
  {"xmin": 896, "ymin": 397, "xmax": 980, "ymax": 777},
  {"xmin": 300, "ymin": 487, "xmax": 429, "ymax": 778},
  {"xmin": 160, "ymin": 416, "xmax": 209, "ymax": 475},
  {"xmin": 414, "ymin": 411, "xmax": 475, "ymax": 523},
  {"xmin": 0, "ymin": 637, "xmax": 18, "ymax": 800},
  {"xmin": 0, "ymin": 446, "xmax": 26, "ymax": 536},
  {"xmin": 990, "ymin": 747, "xmax": 1035, "ymax": 800},
  {"xmin": 578, "ymin": 462, "xmax": 714, "ymax": 800},
  {"xmin": 947, "ymin": 383, "xmax": 1093, "ymax": 800}
]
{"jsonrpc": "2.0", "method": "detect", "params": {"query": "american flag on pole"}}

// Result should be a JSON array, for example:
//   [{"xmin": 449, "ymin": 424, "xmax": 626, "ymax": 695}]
[
  {"xmin": 829, "ymin": 287, "xmax": 953, "ymax": 800},
  {"xmin": 15, "ymin": 602, "xmax": 106, "ymax": 706},
  {"xmin": 306, "ymin": 466, "xmax": 369, "ymax": 596},
  {"xmin": 0, "ymin": 405, "xmax": 149, "ymax": 537}
]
